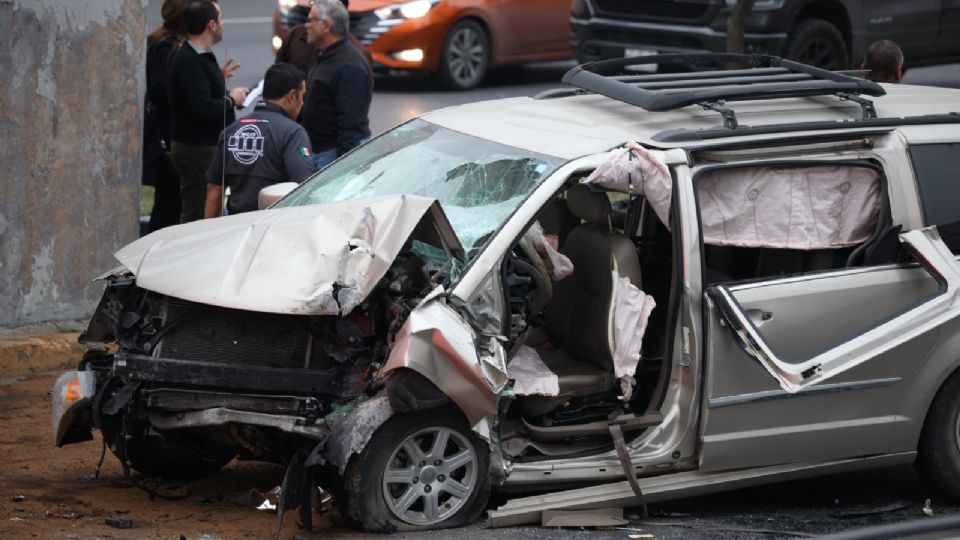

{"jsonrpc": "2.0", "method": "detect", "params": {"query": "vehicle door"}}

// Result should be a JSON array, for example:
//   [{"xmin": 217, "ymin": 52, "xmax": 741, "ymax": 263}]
[
  {"xmin": 693, "ymin": 139, "xmax": 960, "ymax": 472},
  {"xmin": 937, "ymin": 0, "xmax": 960, "ymax": 52},
  {"xmin": 861, "ymin": 0, "xmax": 940, "ymax": 61},
  {"xmin": 490, "ymin": 0, "xmax": 570, "ymax": 60}
]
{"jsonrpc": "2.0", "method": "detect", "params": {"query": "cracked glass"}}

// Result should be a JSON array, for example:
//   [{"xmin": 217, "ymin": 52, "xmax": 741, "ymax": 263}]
[{"xmin": 275, "ymin": 120, "xmax": 564, "ymax": 262}]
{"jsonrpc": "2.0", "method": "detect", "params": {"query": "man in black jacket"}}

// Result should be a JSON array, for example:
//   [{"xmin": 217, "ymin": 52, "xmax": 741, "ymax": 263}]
[
  {"xmin": 204, "ymin": 63, "xmax": 317, "ymax": 217},
  {"xmin": 301, "ymin": 0, "xmax": 372, "ymax": 169},
  {"xmin": 168, "ymin": 0, "xmax": 248, "ymax": 223}
]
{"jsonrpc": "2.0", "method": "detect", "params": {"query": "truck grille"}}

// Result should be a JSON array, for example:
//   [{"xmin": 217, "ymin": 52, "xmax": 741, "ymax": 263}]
[
  {"xmin": 157, "ymin": 298, "xmax": 310, "ymax": 369},
  {"xmin": 592, "ymin": 0, "xmax": 712, "ymax": 22}
]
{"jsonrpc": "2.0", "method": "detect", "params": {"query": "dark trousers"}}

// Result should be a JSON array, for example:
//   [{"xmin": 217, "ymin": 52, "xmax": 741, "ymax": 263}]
[
  {"xmin": 147, "ymin": 152, "xmax": 182, "ymax": 232},
  {"xmin": 171, "ymin": 142, "xmax": 215, "ymax": 223}
]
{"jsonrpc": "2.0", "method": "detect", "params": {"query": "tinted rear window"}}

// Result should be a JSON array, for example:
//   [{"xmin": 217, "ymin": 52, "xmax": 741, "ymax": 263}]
[{"xmin": 909, "ymin": 143, "xmax": 960, "ymax": 226}]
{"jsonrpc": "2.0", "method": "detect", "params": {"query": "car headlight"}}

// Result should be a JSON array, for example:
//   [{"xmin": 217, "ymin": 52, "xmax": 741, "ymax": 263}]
[{"xmin": 375, "ymin": 0, "xmax": 440, "ymax": 20}]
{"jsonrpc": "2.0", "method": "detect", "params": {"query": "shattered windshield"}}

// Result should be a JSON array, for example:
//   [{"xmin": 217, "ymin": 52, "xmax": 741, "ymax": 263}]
[{"xmin": 275, "ymin": 120, "xmax": 564, "ymax": 262}]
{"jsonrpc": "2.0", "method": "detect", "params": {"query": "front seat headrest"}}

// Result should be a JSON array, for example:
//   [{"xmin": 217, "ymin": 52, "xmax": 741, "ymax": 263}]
[{"xmin": 566, "ymin": 184, "xmax": 611, "ymax": 226}]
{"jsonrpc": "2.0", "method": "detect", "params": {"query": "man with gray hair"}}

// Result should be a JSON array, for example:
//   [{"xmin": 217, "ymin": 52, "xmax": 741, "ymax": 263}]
[
  {"xmin": 301, "ymin": 0, "xmax": 372, "ymax": 168},
  {"xmin": 861, "ymin": 40, "xmax": 904, "ymax": 84}
]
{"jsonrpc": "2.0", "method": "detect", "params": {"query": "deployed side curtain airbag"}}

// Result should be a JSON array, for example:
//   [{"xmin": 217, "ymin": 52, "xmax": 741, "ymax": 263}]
[{"xmin": 698, "ymin": 165, "xmax": 881, "ymax": 249}]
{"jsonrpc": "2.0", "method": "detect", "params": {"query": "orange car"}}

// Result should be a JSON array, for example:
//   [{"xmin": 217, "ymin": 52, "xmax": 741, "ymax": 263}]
[{"xmin": 273, "ymin": 0, "xmax": 573, "ymax": 89}]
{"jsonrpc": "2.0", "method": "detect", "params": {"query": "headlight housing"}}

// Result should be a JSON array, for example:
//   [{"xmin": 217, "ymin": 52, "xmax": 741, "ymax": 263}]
[{"xmin": 375, "ymin": 0, "xmax": 440, "ymax": 20}]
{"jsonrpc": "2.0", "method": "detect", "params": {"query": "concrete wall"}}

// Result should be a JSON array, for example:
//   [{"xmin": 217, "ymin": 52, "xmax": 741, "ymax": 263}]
[{"xmin": 0, "ymin": 0, "xmax": 144, "ymax": 327}]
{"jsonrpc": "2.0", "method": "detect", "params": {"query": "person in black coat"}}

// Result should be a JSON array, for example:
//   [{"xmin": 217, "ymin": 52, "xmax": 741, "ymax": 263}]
[
  {"xmin": 167, "ymin": 0, "xmax": 248, "ymax": 223},
  {"xmin": 143, "ymin": 0, "xmax": 187, "ymax": 232}
]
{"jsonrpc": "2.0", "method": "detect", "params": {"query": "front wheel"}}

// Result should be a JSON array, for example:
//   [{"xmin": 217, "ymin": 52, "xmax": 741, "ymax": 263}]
[
  {"xmin": 337, "ymin": 410, "xmax": 490, "ymax": 532},
  {"xmin": 782, "ymin": 18, "xmax": 849, "ymax": 70},
  {"xmin": 439, "ymin": 20, "xmax": 490, "ymax": 90},
  {"xmin": 918, "ymin": 373, "xmax": 960, "ymax": 500}
]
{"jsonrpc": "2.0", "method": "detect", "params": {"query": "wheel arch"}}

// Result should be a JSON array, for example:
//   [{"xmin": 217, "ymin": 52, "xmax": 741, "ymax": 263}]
[
  {"xmin": 894, "ymin": 320, "xmax": 960, "ymax": 453},
  {"xmin": 790, "ymin": 1, "xmax": 853, "ymax": 60}
]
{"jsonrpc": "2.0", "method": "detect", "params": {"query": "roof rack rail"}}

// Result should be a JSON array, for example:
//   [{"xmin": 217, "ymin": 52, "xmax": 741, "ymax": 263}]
[{"xmin": 538, "ymin": 53, "xmax": 886, "ymax": 129}]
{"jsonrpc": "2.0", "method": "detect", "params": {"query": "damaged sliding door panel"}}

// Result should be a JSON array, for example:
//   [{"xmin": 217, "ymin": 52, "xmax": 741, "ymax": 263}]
[{"xmin": 707, "ymin": 227, "xmax": 960, "ymax": 393}]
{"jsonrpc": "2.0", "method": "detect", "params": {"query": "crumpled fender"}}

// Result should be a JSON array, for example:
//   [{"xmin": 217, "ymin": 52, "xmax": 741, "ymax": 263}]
[
  {"xmin": 379, "ymin": 298, "xmax": 504, "ymax": 427},
  {"xmin": 320, "ymin": 391, "xmax": 395, "ymax": 474}
]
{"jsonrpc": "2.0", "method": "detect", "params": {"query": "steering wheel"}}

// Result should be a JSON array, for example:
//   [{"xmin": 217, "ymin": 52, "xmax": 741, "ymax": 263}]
[{"xmin": 516, "ymin": 236, "xmax": 552, "ymax": 314}]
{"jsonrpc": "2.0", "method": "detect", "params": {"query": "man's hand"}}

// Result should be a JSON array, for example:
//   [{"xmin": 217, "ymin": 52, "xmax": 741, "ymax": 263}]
[
  {"xmin": 228, "ymin": 86, "xmax": 249, "ymax": 109},
  {"xmin": 221, "ymin": 57, "xmax": 240, "ymax": 80}
]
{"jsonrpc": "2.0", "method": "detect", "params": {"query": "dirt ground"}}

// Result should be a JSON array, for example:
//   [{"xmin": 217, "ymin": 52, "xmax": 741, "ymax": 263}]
[{"xmin": 3, "ymin": 372, "xmax": 960, "ymax": 540}]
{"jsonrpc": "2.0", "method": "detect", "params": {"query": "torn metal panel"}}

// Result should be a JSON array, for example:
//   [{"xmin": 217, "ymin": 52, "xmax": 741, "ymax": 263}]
[
  {"xmin": 708, "ymin": 227, "xmax": 960, "ymax": 393},
  {"xmin": 488, "ymin": 452, "xmax": 915, "ymax": 527},
  {"xmin": 322, "ymin": 392, "xmax": 395, "ymax": 474},
  {"xmin": 381, "ymin": 300, "xmax": 498, "ymax": 426},
  {"xmin": 114, "ymin": 195, "xmax": 462, "ymax": 316}
]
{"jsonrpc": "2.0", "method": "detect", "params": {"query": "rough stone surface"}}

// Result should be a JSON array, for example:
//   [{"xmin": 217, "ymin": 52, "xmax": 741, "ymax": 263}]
[{"xmin": 0, "ymin": 0, "xmax": 144, "ymax": 327}]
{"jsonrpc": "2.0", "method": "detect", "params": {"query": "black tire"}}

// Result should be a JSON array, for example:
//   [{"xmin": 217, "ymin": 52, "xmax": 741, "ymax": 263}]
[
  {"xmin": 782, "ymin": 18, "xmax": 849, "ymax": 70},
  {"xmin": 439, "ymin": 20, "xmax": 490, "ymax": 90},
  {"xmin": 337, "ymin": 410, "xmax": 491, "ymax": 532},
  {"xmin": 918, "ymin": 373, "xmax": 960, "ymax": 500}
]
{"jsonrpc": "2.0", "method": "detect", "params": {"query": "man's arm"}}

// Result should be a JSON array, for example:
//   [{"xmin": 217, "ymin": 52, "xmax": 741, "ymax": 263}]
[
  {"xmin": 333, "ymin": 64, "xmax": 371, "ymax": 155},
  {"xmin": 171, "ymin": 55, "xmax": 244, "ymax": 120},
  {"xmin": 282, "ymin": 127, "xmax": 319, "ymax": 183},
  {"xmin": 204, "ymin": 183, "xmax": 224, "ymax": 219}
]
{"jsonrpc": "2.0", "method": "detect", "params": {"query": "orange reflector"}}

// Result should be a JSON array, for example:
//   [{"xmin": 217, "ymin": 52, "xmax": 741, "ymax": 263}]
[{"xmin": 64, "ymin": 377, "xmax": 82, "ymax": 404}]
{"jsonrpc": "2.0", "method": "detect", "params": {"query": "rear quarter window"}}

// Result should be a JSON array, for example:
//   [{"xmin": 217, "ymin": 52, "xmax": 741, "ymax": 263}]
[{"xmin": 909, "ymin": 143, "xmax": 960, "ymax": 227}]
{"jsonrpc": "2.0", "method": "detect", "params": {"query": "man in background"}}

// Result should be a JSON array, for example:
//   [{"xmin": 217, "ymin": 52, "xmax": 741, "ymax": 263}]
[
  {"xmin": 861, "ymin": 40, "xmax": 904, "ymax": 83},
  {"xmin": 205, "ymin": 63, "xmax": 317, "ymax": 218},
  {"xmin": 275, "ymin": 0, "xmax": 372, "ymax": 74},
  {"xmin": 300, "ymin": 0, "xmax": 372, "ymax": 169},
  {"xmin": 168, "ymin": 0, "xmax": 248, "ymax": 222}
]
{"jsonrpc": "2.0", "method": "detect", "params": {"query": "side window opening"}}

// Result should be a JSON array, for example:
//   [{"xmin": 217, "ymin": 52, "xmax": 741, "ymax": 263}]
[
  {"xmin": 910, "ymin": 143, "xmax": 960, "ymax": 255},
  {"xmin": 497, "ymin": 182, "xmax": 673, "ymax": 461},
  {"xmin": 698, "ymin": 163, "xmax": 895, "ymax": 284}
]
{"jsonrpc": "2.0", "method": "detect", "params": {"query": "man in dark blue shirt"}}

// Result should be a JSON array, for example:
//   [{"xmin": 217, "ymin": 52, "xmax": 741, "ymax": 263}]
[
  {"xmin": 204, "ymin": 63, "xmax": 317, "ymax": 217},
  {"xmin": 168, "ymin": 0, "xmax": 248, "ymax": 222}
]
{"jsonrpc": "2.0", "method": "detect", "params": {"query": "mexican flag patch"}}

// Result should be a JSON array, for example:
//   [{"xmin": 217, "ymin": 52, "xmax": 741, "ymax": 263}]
[{"xmin": 299, "ymin": 147, "xmax": 311, "ymax": 157}]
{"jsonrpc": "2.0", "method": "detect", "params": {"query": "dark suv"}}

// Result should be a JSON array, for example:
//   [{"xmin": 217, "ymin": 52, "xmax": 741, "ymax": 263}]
[{"xmin": 571, "ymin": 0, "xmax": 960, "ymax": 70}]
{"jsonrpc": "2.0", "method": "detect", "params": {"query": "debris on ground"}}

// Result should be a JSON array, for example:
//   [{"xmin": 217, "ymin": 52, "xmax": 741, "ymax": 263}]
[
  {"xmin": 833, "ymin": 501, "xmax": 911, "ymax": 518},
  {"xmin": 541, "ymin": 508, "xmax": 628, "ymax": 527},
  {"xmin": 105, "ymin": 515, "xmax": 133, "ymax": 528},
  {"xmin": 11, "ymin": 495, "xmax": 25, "ymax": 502},
  {"xmin": 923, "ymin": 499, "xmax": 934, "ymax": 517}
]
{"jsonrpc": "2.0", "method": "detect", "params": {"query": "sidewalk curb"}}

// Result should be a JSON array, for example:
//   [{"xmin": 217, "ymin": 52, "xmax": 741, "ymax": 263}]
[{"xmin": 0, "ymin": 333, "xmax": 87, "ymax": 377}]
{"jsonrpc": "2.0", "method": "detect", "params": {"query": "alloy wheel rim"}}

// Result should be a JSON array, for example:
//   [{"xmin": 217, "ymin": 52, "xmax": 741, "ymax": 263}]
[
  {"xmin": 447, "ymin": 27, "xmax": 486, "ymax": 86},
  {"xmin": 798, "ymin": 38, "xmax": 840, "ymax": 70},
  {"xmin": 381, "ymin": 426, "xmax": 478, "ymax": 526}
]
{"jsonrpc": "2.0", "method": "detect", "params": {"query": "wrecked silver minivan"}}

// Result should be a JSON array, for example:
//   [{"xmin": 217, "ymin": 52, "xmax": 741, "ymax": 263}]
[{"xmin": 53, "ymin": 54, "xmax": 960, "ymax": 532}]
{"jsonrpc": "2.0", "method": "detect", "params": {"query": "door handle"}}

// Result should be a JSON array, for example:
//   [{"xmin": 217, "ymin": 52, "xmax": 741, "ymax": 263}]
[{"xmin": 745, "ymin": 309, "xmax": 773, "ymax": 326}]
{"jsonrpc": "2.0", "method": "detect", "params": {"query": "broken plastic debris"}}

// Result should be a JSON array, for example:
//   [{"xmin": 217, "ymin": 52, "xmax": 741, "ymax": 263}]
[
  {"xmin": 542, "ymin": 507, "xmax": 628, "ymax": 527},
  {"xmin": 105, "ymin": 515, "xmax": 133, "ymax": 528},
  {"xmin": 11, "ymin": 495, "xmax": 25, "ymax": 502},
  {"xmin": 257, "ymin": 500, "xmax": 277, "ymax": 511}
]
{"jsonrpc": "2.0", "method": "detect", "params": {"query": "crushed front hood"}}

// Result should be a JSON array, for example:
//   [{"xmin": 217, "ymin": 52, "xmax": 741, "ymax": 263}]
[{"xmin": 115, "ymin": 195, "xmax": 463, "ymax": 316}]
